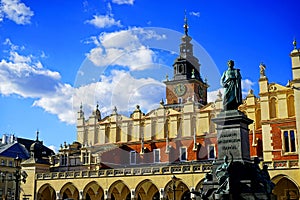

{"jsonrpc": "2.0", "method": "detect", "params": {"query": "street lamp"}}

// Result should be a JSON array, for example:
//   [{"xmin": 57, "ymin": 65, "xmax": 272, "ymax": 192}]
[
  {"xmin": 169, "ymin": 175, "xmax": 182, "ymax": 200},
  {"xmin": 0, "ymin": 156, "xmax": 27, "ymax": 200},
  {"xmin": 14, "ymin": 155, "xmax": 22, "ymax": 200}
]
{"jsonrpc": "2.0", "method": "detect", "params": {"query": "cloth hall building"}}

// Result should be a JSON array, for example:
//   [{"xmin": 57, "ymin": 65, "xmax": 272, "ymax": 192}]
[{"xmin": 19, "ymin": 23, "xmax": 300, "ymax": 200}]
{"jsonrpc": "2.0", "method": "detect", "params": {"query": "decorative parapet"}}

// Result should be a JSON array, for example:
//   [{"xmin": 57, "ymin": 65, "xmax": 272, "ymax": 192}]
[
  {"xmin": 36, "ymin": 162, "xmax": 212, "ymax": 180},
  {"xmin": 262, "ymin": 160, "xmax": 299, "ymax": 169},
  {"xmin": 36, "ymin": 160, "xmax": 297, "ymax": 180}
]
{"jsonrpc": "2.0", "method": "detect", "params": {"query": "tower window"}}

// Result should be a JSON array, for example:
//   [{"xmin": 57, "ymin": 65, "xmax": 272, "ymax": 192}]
[
  {"xmin": 283, "ymin": 130, "xmax": 297, "ymax": 153},
  {"xmin": 178, "ymin": 97, "xmax": 182, "ymax": 104}
]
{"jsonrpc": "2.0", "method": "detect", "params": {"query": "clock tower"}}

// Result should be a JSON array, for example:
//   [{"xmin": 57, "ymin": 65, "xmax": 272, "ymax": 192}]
[{"xmin": 164, "ymin": 15, "xmax": 208, "ymax": 106}]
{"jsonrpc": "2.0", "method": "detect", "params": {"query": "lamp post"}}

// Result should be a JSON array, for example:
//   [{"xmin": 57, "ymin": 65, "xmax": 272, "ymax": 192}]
[
  {"xmin": 170, "ymin": 175, "xmax": 181, "ymax": 200},
  {"xmin": 14, "ymin": 155, "xmax": 22, "ymax": 200}
]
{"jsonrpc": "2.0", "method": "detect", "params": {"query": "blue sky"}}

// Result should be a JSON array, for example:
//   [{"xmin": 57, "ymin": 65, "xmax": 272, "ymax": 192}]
[{"xmin": 0, "ymin": 0, "xmax": 299, "ymax": 151}]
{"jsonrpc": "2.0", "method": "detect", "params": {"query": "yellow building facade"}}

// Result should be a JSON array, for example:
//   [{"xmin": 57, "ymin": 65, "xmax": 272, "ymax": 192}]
[{"xmin": 20, "ymin": 30, "xmax": 300, "ymax": 200}]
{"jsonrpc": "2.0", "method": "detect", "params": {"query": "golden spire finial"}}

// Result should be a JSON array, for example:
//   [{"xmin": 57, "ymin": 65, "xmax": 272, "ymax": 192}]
[
  {"xmin": 183, "ymin": 10, "xmax": 189, "ymax": 36},
  {"xmin": 293, "ymin": 37, "xmax": 297, "ymax": 50}
]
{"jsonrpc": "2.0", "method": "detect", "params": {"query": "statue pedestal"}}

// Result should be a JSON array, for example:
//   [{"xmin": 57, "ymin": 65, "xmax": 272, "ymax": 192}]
[
  {"xmin": 200, "ymin": 110, "xmax": 275, "ymax": 200},
  {"xmin": 213, "ymin": 110, "xmax": 252, "ymax": 162}
]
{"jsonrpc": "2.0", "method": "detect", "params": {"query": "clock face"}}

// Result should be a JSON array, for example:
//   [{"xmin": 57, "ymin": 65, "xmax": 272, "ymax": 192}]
[{"xmin": 174, "ymin": 83, "xmax": 186, "ymax": 96}]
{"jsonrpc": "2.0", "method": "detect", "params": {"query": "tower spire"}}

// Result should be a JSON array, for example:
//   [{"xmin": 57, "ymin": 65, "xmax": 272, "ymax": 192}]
[
  {"xmin": 36, "ymin": 129, "xmax": 39, "ymax": 141},
  {"xmin": 184, "ymin": 10, "xmax": 189, "ymax": 36}
]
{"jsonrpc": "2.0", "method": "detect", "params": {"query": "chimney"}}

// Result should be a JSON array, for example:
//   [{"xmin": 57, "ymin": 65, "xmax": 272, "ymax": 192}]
[
  {"xmin": 10, "ymin": 135, "xmax": 15, "ymax": 143},
  {"xmin": 2, "ymin": 134, "xmax": 7, "ymax": 144}
]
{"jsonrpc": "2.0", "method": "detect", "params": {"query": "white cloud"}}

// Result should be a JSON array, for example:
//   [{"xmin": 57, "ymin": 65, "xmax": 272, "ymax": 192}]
[
  {"xmin": 0, "ymin": 0, "xmax": 34, "ymax": 25},
  {"xmin": 1, "ymin": 39, "xmax": 165, "ymax": 125},
  {"xmin": 190, "ymin": 11, "xmax": 200, "ymax": 17},
  {"xmin": 48, "ymin": 145, "xmax": 57, "ymax": 153},
  {"xmin": 85, "ymin": 14, "xmax": 121, "ymax": 28},
  {"xmin": 0, "ymin": 40, "xmax": 76, "ymax": 123},
  {"xmin": 111, "ymin": 0, "xmax": 134, "ymax": 5},
  {"xmin": 0, "ymin": 50, "xmax": 61, "ymax": 98},
  {"xmin": 3, "ymin": 38, "xmax": 23, "ymax": 50},
  {"xmin": 32, "ymin": 69, "xmax": 165, "ymax": 124},
  {"xmin": 32, "ymin": 83, "xmax": 75, "ymax": 123},
  {"xmin": 71, "ymin": 70, "xmax": 165, "ymax": 120},
  {"xmin": 207, "ymin": 88, "xmax": 223, "ymax": 103},
  {"xmin": 86, "ymin": 28, "xmax": 166, "ymax": 71},
  {"xmin": 0, "ymin": 40, "xmax": 61, "ymax": 97},
  {"xmin": 241, "ymin": 79, "xmax": 255, "ymax": 97}
]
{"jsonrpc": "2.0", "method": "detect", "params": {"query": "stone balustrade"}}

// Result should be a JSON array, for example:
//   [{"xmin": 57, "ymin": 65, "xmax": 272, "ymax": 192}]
[
  {"xmin": 36, "ymin": 160, "xmax": 298, "ymax": 180},
  {"xmin": 262, "ymin": 160, "xmax": 299, "ymax": 169},
  {"xmin": 36, "ymin": 162, "xmax": 212, "ymax": 180}
]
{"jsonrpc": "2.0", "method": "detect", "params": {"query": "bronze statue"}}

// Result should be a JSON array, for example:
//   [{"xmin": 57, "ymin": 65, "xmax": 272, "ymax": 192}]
[
  {"xmin": 221, "ymin": 60, "xmax": 242, "ymax": 110},
  {"xmin": 215, "ymin": 154, "xmax": 233, "ymax": 194}
]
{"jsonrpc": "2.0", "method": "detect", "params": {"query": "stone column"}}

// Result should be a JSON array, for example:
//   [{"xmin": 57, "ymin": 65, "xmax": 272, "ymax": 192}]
[
  {"xmin": 131, "ymin": 189, "xmax": 135, "ymax": 200},
  {"xmin": 56, "ymin": 191, "xmax": 61, "ymax": 200},
  {"xmin": 159, "ymin": 188, "xmax": 164, "ymax": 200},
  {"xmin": 104, "ymin": 189, "xmax": 108, "ymax": 200},
  {"xmin": 79, "ymin": 190, "xmax": 83, "ymax": 200}
]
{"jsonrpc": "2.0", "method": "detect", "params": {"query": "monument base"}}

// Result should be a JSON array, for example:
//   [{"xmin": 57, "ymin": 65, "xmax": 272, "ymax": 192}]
[
  {"xmin": 199, "ymin": 110, "xmax": 275, "ymax": 200},
  {"xmin": 212, "ymin": 110, "xmax": 253, "ymax": 162},
  {"xmin": 201, "ymin": 159, "xmax": 275, "ymax": 200}
]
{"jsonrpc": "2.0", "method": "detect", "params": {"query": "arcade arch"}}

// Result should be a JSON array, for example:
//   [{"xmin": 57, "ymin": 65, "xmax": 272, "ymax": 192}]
[
  {"xmin": 83, "ymin": 181, "xmax": 104, "ymax": 200},
  {"xmin": 108, "ymin": 180, "xmax": 131, "ymax": 200},
  {"xmin": 272, "ymin": 175, "xmax": 299, "ymax": 199},
  {"xmin": 164, "ymin": 177, "xmax": 190, "ymax": 200},
  {"xmin": 135, "ymin": 179, "xmax": 159, "ymax": 200},
  {"xmin": 60, "ymin": 182, "xmax": 79, "ymax": 200},
  {"xmin": 37, "ymin": 184, "xmax": 56, "ymax": 200}
]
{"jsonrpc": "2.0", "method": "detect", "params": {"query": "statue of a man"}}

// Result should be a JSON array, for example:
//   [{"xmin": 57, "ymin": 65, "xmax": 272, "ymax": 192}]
[
  {"xmin": 215, "ymin": 155, "xmax": 233, "ymax": 194},
  {"xmin": 221, "ymin": 60, "xmax": 242, "ymax": 110}
]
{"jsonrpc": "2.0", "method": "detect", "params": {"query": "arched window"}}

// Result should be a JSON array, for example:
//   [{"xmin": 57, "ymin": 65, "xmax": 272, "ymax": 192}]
[
  {"xmin": 287, "ymin": 95, "xmax": 295, "ymax": 117},
  {"xmin": 269, "ymin": 97, "xmax": 277, "ymax": 119},
  {"xmin": 178, "ymin": 64, "xmax": 183, "ymax": 73}
]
